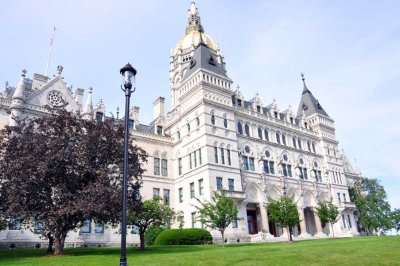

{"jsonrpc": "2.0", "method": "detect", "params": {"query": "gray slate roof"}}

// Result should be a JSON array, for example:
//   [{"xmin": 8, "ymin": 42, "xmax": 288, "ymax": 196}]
[
  {"xmin": 296, "ymin": 85, "xmax": 330, "ymax": 118},
  {"xmin": 182, "ymin": 42, "xmax": 228, "ymax": 81}
]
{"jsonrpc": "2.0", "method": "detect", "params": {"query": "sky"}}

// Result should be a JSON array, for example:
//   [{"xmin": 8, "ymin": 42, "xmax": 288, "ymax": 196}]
[{"xmin": 1, "ymin": 0, "xmax": 399, "ymax": 209}]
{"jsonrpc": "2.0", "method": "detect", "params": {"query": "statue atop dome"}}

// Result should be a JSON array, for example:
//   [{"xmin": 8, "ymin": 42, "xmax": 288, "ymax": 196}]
[{"xmin": 186, "ymin": 2, "xmax": 204, "ymax": 33}]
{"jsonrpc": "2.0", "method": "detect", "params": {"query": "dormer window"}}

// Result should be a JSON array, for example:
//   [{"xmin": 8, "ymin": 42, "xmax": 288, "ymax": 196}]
[
  {"xmin": 96, "ymin": 112, "xmax": 103, "ymax": 122},
  {"xmin": 237, "ymin": 99, "xmax": 242, "ymax": 107},
  {"xmin": 157, "ymin": 126, "xmax": 163, "ymax": 135},
  {"xmin": 304, "ymin": 122, "xmax": 308, "ymax": 128},
  {"xmin": 274, "ymin": 112, "xmax": 278, "ymax": 119},
  {"xmin": 128, "ymin": 119, "xmax": 134, "ymax": 130},
  {"xmin": 256, "ymin": 106, "xmax": 261, "ymax": 113},
  {"xmin": 290, "ymin": 117, "xmax": 294, "ymax": 124}
]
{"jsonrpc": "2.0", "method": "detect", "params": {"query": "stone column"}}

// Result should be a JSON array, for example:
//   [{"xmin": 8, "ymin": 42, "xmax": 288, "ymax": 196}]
[
  {"xmin": 313, "ymin": 209, "xmax": 325, "ymax": 236},
  {"xmin": 298, "ymin": 208, "xmax": 308, "ymax": 237},
  {"xmin": 259, "ymin": 205, "xmax": 270, "ymax": 234}
]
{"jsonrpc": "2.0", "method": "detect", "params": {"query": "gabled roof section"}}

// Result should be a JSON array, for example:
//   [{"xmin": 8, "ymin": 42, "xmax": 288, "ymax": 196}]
[
  {"xmin": 296, "ymin": 73, "xmax": 330, "ymax": 118},
  {"xmin": 182, "ymin": 36, "xmax": 228, "ymax": 81}
]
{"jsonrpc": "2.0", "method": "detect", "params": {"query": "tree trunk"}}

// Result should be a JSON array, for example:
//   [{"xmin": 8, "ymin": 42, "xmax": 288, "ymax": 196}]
[
  {"xmin": 221, "ymin": 230, "xmax": 225, "ymax": 247},
  {"xmin": 288, "ymin": 226, "xmax": 293, "ymax": 242},
  {"xmin": 139, "ymin": 232, "xmax": 145, "ymax": 251},
  {"xmin": 330, "ymin": 223, "xmax": 335, "ymax": 238},
  {"xmin": 53, "ymin": 231, "xmax": 66, "ymax": 256},
  {"xmin": 47, "ymin": 232, "xmax": 54, "ymax": 252}
]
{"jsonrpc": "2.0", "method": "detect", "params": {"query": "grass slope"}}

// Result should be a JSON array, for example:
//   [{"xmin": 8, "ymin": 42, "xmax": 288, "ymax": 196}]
[{"xmin": 0, "ymin": 236, "xmax": 399, "ymax": 266}]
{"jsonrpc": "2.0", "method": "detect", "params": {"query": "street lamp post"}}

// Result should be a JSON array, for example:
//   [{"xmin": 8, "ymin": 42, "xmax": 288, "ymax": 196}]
[{"xmin": 119, "ymin": 63, "xmax": 137, "ymax": 266}]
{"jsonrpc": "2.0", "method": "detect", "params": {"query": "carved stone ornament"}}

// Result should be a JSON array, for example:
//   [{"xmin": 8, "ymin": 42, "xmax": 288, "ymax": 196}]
[{"xmin": 47, "ymin": 90, "xmax": 64, "ymax": 106}]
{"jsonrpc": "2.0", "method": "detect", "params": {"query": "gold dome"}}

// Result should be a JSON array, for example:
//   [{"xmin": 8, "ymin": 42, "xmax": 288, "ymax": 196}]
[{"xmin": 174, "ymin": 29, "xmax": 218, "ymax": 56}]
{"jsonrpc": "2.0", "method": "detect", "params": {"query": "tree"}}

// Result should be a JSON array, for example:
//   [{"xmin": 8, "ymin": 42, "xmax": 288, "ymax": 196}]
[
  {"xmin": 0, "ymin": 107, "xmax": 147, "ymax": 255},
  {"xmin": 266, "ymin": 195, "xmax": 300, "ymax": 242},
  {"xmin": 391, "ymin": 209, "xmax": 400, "ymax": 235},
  {"xmin": 351, "ymin": 178, "xmax": 393, "ymax": 235},
  {"xmin": 315, "ymin": 200, "xmax": 340, "ymax": 238},
  {"xmin": 127, "ymin": 197, "xmax": 175, "ymax": 250},
  {"xmin": 196, "ymin": 190, "xmax": 240, "ymax": 245}
]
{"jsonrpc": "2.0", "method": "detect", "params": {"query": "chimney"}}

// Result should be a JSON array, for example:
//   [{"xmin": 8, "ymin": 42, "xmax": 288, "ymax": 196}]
[
  {"xmin": 129, "ymin": 106, "xmax": 140, "ymax": 125},
  {"xmin": 153, "ymin": 97, "xmax": 165, "ymax": 120}
]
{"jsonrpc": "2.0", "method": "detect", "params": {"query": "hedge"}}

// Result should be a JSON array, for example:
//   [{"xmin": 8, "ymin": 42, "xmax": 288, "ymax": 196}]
[{"xmin": 154, "ymin": 228, "xmax": 212, "ymax": 245}]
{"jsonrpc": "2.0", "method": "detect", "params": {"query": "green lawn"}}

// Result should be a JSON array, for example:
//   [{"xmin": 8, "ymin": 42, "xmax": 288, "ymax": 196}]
[{"xmin": 0, "ymin": 236, "xmax": 399, "ymax": 266}]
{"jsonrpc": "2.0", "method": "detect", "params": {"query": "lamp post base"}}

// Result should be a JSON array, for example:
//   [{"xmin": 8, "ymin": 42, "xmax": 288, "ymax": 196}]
[{"xmin": 120, "ymin": 257, "xmax": 127, "ymax": 266}]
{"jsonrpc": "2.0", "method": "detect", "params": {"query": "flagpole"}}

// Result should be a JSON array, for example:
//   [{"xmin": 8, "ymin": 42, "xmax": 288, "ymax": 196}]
[{"xmin": 45, "ymin": 27, "xmax": 56, "ymax": 76}]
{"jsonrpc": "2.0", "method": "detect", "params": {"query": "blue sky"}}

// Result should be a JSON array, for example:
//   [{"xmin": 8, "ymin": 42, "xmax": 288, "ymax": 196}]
[{"xmin": 1, "ymin": 0, "xmax": 399, "ymax": 209}]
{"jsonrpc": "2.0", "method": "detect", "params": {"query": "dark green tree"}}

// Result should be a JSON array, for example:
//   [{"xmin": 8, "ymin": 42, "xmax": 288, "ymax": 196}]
[
  {"xmin": 315, "ymin": 200, "xmax": 340, "ymax": 238},
  {"xmin": 352, "ymin": 178, "xmax": 393, "ymax": 235},
  {"xmin": 0, "ymin": 107, "xmax": 147, "ymax": 255},
  {"xmin": 196, "ymin": 190, "xmax": 240, "ymax": 245},
  {"xmin": 128, "ymin": 197, "xmax": 175, "ymax": 251},
  {"xmin": 266, "ymin": 195, "xmax": 300, "ymax": 242},
  {"xmin": 391, "ymin": 209, "xmax": 400, "ymax": 234}
]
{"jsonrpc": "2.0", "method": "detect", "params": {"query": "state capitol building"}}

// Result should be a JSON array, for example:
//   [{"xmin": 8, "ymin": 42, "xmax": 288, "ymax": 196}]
[{"xmin": 0, "ymin": 2, "xmax": 363, "ymax": 247}]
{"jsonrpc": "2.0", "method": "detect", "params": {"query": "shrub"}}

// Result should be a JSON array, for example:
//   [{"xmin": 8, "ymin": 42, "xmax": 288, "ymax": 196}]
[
  {"xmin": 155, "ymin": 228, "xmax": 212, "ymax": 246},
  {"xmin": 145, "ymin": 226, "xmax": 165, "ymax": 246}
]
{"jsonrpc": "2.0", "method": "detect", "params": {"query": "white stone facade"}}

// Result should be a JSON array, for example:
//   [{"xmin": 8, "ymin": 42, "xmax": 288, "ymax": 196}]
[{"xmin": 0, "ymin": 2, "xmax": 363, "ymax": 248}]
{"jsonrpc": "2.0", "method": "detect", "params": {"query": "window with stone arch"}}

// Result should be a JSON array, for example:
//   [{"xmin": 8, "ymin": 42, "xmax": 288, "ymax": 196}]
[
  {"xmin": 297, "ymin": 156, "xmax": 308, "ymax": 180},
  {"xmin": 244, "ymin": 124, "xmax": 250, "ymax": 137},
  {"xmin": 237, "ymin": 122, "xmax": 243, "ymax": 134},
  {"xmin": 280, "ymin": 152, "xmax": 292, "ymax": 177}
]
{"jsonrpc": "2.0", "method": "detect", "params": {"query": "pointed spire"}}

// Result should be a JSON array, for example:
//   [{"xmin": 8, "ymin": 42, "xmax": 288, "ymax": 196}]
[
  {"xmin": 301, "ymin": 72, "xmax": 310, "ymax": 94},
  {"xmin": 83, "ymin": 87, "xmax": 93, "ymax": 119},
  {"xmin": 186, "ymin": 2, "xmax": 204, "ymax": 33},
  {"xmin": 12, "ymin": 69, "xmax": 27, "ymax": 100},
  {"xmin": 197, "ymin": 29, "xmax": 207, "ymax": 48}
]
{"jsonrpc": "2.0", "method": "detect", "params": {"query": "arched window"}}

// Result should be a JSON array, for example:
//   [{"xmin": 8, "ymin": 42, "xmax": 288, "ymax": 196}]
[
  {"xmin": 264, "ymin": 129, "xmax": 269, "ymax": 142},
  {"xmin": 211, "ymin": 114, "xmax": 215, "ymax": 125},
  {"xmin": 224, "ymin": 118, "xmax": 228, "ymax": 128},
  {"xmin": 276, "ymin": 132, "xmax": 281, "ymax": 144},
  {"xmin": 196, "ymin": 117, "xmax": 200, "ymax": 127},
  {"xmin": 258, "ymin": 128, "xmax": 263, "ymax": 140},
  {"xmin": 237, "ymin": 122, "xmax": 243, "ymax": 134},
  {"xmin": 245, "ymin": 124, "xmax": 250, "ymax": 136}
]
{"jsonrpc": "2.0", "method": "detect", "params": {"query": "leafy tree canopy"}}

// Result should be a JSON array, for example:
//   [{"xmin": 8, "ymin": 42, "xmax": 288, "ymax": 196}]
[
  {"xmin": 315, "ymin": 200, "xmax": 340, "ymax": 237},
  {"xmin": 0, "ymin": 107, "xmax": 147, "ymax": 255}
]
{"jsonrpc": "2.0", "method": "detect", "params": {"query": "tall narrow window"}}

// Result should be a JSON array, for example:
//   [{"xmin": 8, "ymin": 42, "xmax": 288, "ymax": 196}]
[
  {"xmin": 347, "ymin": 215, "xmax": 352, "ymax": 228},
  {"xmin": 249, "ymin": 158, "xmax": 255, "ymax": 171},
  {"xmin": 161, "ymin": 159, "xmax": 168, "ymax": 176},
  {"xmin": 282, "ymin": 135, "xmax": 286, "ymax": 146},
  {"xmin": 227, "ymin": 149, "xmax": 231, "ymax": 165},
  {"xmin": 163, "ymin": 189, "xmax": 170, "ymax": 205},
  {"xmin": 187, "ymin": 123, "xmax": 191, "ymax": 132},
  {"xmin": 194, "ymin": 150, "xmax": 197, "ymax": 167},
  {"xmin": 189, "ymin": 153, "xmax": 192, "ymax": 169},
  {"xmin": 177, "ymin": 131, "xmax": 180, "ymax": 139},
  {"xmin": 264, "ymin": 129, "xmax": 269, "ymax": 141},
  {"xmin": 198, "ymin": 148, "xmax": 202, "ymax": 165},
  {"xmin": 228, "ymin": 178, "xmax": 234, "ymax": 191},
  {"xmin": 307, "ymin": 141, "xmax": 311, "ymax": 152},
  {"xmin": 232, "ymin": 219, "xmax": 238, "ymax": 228},
  {"xmin": 276, "ymin": 133, "xmax": 281, "ymax": 144},
  {"xmin": 242, "ymin": 156, "xmax": 249, "ymax": 170},
  {"xmin": 196, "ymin": 117, "xmax": 200, "ymax": 126},
  {"xmin": 96, "ymin": 112, "xmax": 103, "ymax": 122},
  {"xmin": 343, "ymin": 193, "xmax": 347, "ymax": 202},
  {"xmin": 237, "ymin": 99, "xmax": 242, "ymax": 106},
  {"xmin": 191, "ymin": 212, "xmax": 196, "ymax": 228},
  {"xmin": 293, "ymin": 137, "xmax": 297, "ymax": 148},
  {"xmin": 179, "ymin": 188, "xmax": 183, "ymax": 203},
  {"xmin": 220, "ymin": 148, "xmax": 225, "ymax": 164},
  {"xmin": 238, "ymin": 122, "xmax": 243, "ymax": 134},
  {"xmin": 269, "ymin": 161, "xmax": 275, "ymax": 174},
  {"xmin": 216, "ymin": 177, "xmax": 223, "ymax": 190},
  {"xmin": 211, "ymin": 114, "xmax": 215, "ymax": 125},
  {"xmin": 256, "ymin": 106, "xmax": 261, "ymax": 113},
  {"xmin": 263, "ymin": 160, "xmax": 269, "ymax": 173},
  {"xmin": 342, "ymin": 215, "xmax": 346, "ymax": 228},
  {"xmin": 298, "ymin": 139, "xmax": 302, "ymax": 150},
  {"xmin": 214, "ymin": 147, "xmax": 218, "ymax": 163},
  {"xmin": 258, "ymin": 128, "xmax": 263, "ymax": 140},
  {"xmin": 190, "ymin": 182, "xmax": 195, "ymax": 198},
  {"xmin": 337, "ymin": 193, "xmax": 341, "ymax": 202},
  {"xmin": 157, "ymin": 126, "xmax": 163, "ymax": 135},
  {"xmin": 128, "ymin": 119, "xmax": 134, "ymax": 130},
  {"xmin": 178, "ymin": 158, "xmax": 182, "ymax": 175},
  {"xmin": 224, "ymin": 118, "xmax": 228, "ymax": 128},
  {"xmin": 154, "ymin": 158, "xmax": 160, "ymax": 176},
  {"xmin": 312, "ymin": 143, "xmax": 316, "ymax": 153},
  {"xmin": 199, "ymin": 179, "xmax": 204, "ymax": 196},
  {"xmin": 245, "ymin": 124, "xmax": 250, "ymax": 136}
]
